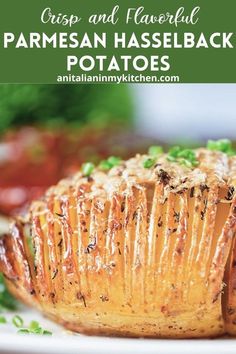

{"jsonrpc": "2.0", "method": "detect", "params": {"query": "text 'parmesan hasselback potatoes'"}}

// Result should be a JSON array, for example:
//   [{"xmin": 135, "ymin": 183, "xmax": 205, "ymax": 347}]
[{"xmin": 1, "ymin": 144, "xmax": 236, "ymax": 338}]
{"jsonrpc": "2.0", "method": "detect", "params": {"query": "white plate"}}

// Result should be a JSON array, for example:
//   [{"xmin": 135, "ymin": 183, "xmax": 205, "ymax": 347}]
[{"xmin": 0, "ymin": 307, "xmax": 235, "ymax": 354}]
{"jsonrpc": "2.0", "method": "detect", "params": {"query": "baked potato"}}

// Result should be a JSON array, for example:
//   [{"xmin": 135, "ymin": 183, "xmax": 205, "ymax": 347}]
[{"xmin": 1, "ymin": 146, "xmax": 236, "ymax": 338}]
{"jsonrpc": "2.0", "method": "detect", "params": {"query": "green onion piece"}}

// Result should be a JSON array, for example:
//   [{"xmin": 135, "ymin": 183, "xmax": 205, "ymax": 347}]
[
  {"xmin": 81, "ymin": 162, "xmax": 95, "ymax": 177},
  {"xmin": 167, "ymin": 146, "xmax": 198, "ymax": 168},
  {"xmin": 12, "ymin": 315, "xmax": 24, "ymax": 328},
  {"xmin": 0, "ymin": 273, "xmax": 18, "ymax": 311},
  {"xmin": 177, "ymin": 149, "xmax": 195, "ymax": 159},
  {"xmin": 0, "ymin": 316, "xmax": 7, "ymax": 324},
  {"xmin": 32, "ymin": 327, "xmax": 43, "ymax": 335},
  {"xmin": 17, "ymin": 328, "xmax": 30, "ymax": 334},
  {"xmin": 29, "ymin": 320, "xmax": 40, "ymax": 331},
  {"xmin": 15, "ymin": 318, "xmax": 52, "ymax": 335},
  {"xmin": 168, "ymin": 146, "xmax": 181, "ymax": 158},
  {"xmin": 107, "ymin": 156, "xmax": 121, "ymax": 167},
  {"xmin": 99, "ymin": 156, "xmax": 121, "ymax": 171},
  {"xmin": 99, "ymin": 160, "xmax": 112, "ymax": 171},
  {"xmin": 179, "ymin": 158, "xmax": 193, "ymax": 168},
  {"xmin": 148, "ymin": 145, "xmax": 163, "ymax": 156},
  {"xmin": 143, "ymin": 158, "xmax": 156, "ymax": 169},
  {"xmin": 227, "ymin": 150, "xmax": 236, "ymax": 157},
  {"xmin": 166, "ymin": 155, "xmax": 176, "ymax": 162},
  {"xmin": 207, "ymin": 139, "xmax": 235, "ymax": 155}
]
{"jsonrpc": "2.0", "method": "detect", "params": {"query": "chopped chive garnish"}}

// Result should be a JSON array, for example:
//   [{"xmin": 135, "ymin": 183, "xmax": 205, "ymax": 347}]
[
  {"xmin": 99, "ymin": 160, "xmax": 112, "ymax": 171},
  {"xmin": 148, "ymin": 145, "xmax": 163, "ymax": 156},
  {"xmin": 99, "ymin": 156, "xmax": 121, "ymax": 171},
  {"xmin": 207, "ymin": 139, "xmax": 235, "ymax": 156},
  {"xmin": 0, "ymin": 316, "xmax": 7, "ymax": 324},
  {"xmin": 81, "ymin": 162, "xmax": 95, "ymax": 177},
  {"xmin": 178, "ymin": 149, "xmax": 197, "ymax": 162},
  {"xmin": 168, "ymin": 146, "xmax": 182, "ymax": 158},
  {"xmin": 29, "ymin": 320, "xmax": 40, "ymax": 331},
  {"xmin": 11, "ymin": 315, "xmax": 52, "ymax": 335},
  {"xmin": 0, "ymin": 273, "xmax": 18, "ymax": 311},
  {"xmin": 179, "ymin": 158, "xmax": 194, "ymax": 168},
  {"xmin": 107, "ymin": 156, "xmax": 121, "ymax": 166},
  {"xmin": 166, "ymin": 155, "xmax": 176, "ymax": 162},
  {"xmin": 143, "ymin": 158, "xmax": 156, "ymax": 169},
  {"xmin": 28, "ymin": 320, "xmax": 51, "ymax": 335},
  {"xmin": 18, "ymin": 329, "xmax": 30, "ymax": 334},
  {"xmin": 167, "ymin": 146, "xmax": 198, "ymax": 168},
  {"xmin": 33, "ymin": 327, "xmax": 43, "ymax": 335},
  {"xmin": 12, "ymin": 315, "xmax": 24, "ymax": 328}
]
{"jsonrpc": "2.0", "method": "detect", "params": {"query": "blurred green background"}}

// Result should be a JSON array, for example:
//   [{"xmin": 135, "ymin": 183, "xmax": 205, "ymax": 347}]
[{"xmin": 0, "ymin": 84, "xmax": 133, "ymax": 133}]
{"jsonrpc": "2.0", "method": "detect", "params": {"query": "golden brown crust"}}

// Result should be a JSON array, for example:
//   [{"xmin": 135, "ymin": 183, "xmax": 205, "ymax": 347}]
[{"xmin": 1, "ymin": 148, "xmax": 236, "ymax": 337}]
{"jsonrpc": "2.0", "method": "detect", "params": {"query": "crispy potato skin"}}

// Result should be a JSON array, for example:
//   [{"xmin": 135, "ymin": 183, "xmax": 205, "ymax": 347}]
[
  {"xmin": 224, "ymin": 236, "xmax": 236, "ymax": 335},
  {"xmin": 1, "ymin": 149, "xmax": 236, "ymax": 338}
]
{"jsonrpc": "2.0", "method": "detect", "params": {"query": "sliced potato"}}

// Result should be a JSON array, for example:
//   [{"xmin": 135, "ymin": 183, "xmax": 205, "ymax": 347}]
[{"xmin": 1, "ymin": 148, "xmax": 236, "ymax": 337}]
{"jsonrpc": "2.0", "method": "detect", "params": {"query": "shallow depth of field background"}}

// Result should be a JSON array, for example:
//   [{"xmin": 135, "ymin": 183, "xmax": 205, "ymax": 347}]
[
  {"xmin": 0, "ymin": 83, "xmax": 236, "ymax": 217},
  {"xmin": 132, "ymin": 84, "xmax": 236, "ymax": 142},
  {"xmin": 1, "ymin": 83, "xmax": 236, "ymax": 141}
]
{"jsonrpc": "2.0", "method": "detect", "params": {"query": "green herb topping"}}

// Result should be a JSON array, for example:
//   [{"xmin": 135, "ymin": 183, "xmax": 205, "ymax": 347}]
[
  {"xmin": 107, "ymin": 156, "xmax": 121, "ymax": 166},
  {"xmin": 17, "ymin": 319, "xmax": 52, "ymax": 335},
  {"xmin": 29, "ymin": 320, "xmax": 40, "ymax": 331},
  {"xmin": 12, "ymin": 315, "xmax": 24, "ymax": 328},
  {"xmin": 0, "ymin": 273, "xmax": 18, "ymax": 311},
  {"xmin": 18, "ymin": 329, "xmax": 30, "ymax": 334},
  {"xmin": 207, "ymin": 139, "xmax": 235, "ymax": 156},
  {"xmin": 148, "ymin": 145, "xmax": 163, "ymax": 156},
  {"xmin": 27, "ymin": 320, "xmax": 52, "ymax": 335},
  {"xmin": 42, "ymin": 330, "xmax": 53, "ymax": 336},
  {"xmin": 99, "ymin": 156, "xmax": 121, "ymax": 171},
  {"xmin": 0, "ymin": 316, "xmax": 7, "ymax": 324},
  {"xmin": 0, "ymin": 305, "xmax": 52, "ymax": 335},
  {"xmin": 143, "ymin": 158, "xmax": 156, "ymax": 169},
  {"xmin": 167, "ymin": 146, "xmax": 198, "ymax": 168},
  {"xmin": 81, "ymin": 162, "xmax": 95, "ymax": 177},
  {"xmin": 99, "ymin": 160, "xmax": 112, "ymax": 171},
  {"xmin": 168, "ymin": 146, "xmax": 182, "ymax": 159}
]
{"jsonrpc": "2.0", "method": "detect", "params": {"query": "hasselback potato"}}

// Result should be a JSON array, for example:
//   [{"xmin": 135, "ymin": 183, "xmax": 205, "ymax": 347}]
[{"xmin": 1, "ymin": 146, "xmax": 236, "ymax": 338}]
